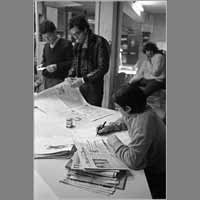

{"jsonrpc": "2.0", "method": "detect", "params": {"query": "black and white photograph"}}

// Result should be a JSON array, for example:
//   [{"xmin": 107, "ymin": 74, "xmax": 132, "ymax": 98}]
[{"xmin": 33, "ymin": 1, "xmax": 167, "ymax": 199}]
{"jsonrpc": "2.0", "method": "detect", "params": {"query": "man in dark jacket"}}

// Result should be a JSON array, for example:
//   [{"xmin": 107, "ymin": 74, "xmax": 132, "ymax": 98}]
[
  {"xmin": 67, "ymin": 15, "xmax": 110, "ymax": 106},
  {"xmin": 39, "ymin": 20, "xmax": 73, "ymax": 89}
]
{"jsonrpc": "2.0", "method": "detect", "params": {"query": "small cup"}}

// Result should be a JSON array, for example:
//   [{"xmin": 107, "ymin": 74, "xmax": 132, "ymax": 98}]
[{"xmin": 66, "ymin": 118, "xmax": 74, "ymax": 128}]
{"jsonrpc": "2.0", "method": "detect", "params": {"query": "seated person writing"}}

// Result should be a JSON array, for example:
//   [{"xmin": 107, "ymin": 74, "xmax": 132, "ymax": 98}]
[
  {"xmin": 129, "ymin": 42, "xmax": 166, "ymax": 97},
  {"xmin": 97, "ymin": 84, "xmax": 166, "ymax": 199}
]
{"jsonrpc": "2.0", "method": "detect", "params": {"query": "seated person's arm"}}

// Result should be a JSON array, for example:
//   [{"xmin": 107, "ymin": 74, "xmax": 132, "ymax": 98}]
[
  {"xmin": 129, "ymin": 61, "xmax": 144, "ymax": 84},
  {"xmin": 97, "ymin": 118, "xmax": 127, "ymax": 135},
  {"xmin": 107, "ymin": 116, "xmax": 154, "ymax": 170}
]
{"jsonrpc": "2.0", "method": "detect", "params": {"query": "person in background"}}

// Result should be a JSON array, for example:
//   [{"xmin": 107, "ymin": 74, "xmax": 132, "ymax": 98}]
[
  {"xmin": 34, "ymin": 32, "xmax": 42, "ymax": 92},
  {"xmin": 129, "ymin": 42, "xmax": 166, "ymax": 97},
  {"xmin": 39, "ymin": 20, "xmax": 73, "ymax": 89},
  {"xmin": 97, "ymin": 84, "xmax": 166, "ymax": 199},
  {"xmin": 66, "ymin": 15, "xmax": 110, "ymax": 106},
  {"xmin": 34, "ymin": 61, "xmax": 42, "ymax": 93}
]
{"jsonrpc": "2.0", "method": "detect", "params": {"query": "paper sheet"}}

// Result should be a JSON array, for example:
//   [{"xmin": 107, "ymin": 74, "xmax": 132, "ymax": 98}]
[
  {"xmin": 75, "ymin": 104, "xmax": 116, "ymax": 121},
  {"xmin": 73, "ymin": 138, "xmax": 129, "ymax": 171},
  {"xmin": 55, "ymin": 81, "xmax": 87, "ymax": 108},
  {"xmin": 34, "ymin": 81, "xmax": 115, "ymax": 122},
  {"xmin": 34, "ymin": 136, "xmax": 74, "ymax": 155}
]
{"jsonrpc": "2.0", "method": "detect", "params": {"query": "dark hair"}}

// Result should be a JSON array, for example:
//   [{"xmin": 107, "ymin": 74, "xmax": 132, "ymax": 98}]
[
  {"xmin": 69, "ymin": 15, "xmax": 90, "ymax": 31},
  {"xmin": 39, "ymin": 20, "xmax": 56, "ymax": 34},
  {"xmin": 112, "ymin": 84, "xmax": 146, "ymax": 114},
  {"xmin": 143, "ymin": 42, "xmax": 160, "ymax": 54}
]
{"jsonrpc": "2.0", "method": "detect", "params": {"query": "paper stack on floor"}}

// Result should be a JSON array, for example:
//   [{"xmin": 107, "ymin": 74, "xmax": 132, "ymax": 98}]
[{"xmin": 60, "ymin": 138, "xmax": 129, "ymax": 195}]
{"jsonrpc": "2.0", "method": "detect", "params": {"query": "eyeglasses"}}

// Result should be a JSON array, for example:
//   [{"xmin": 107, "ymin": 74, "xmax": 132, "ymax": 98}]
[{"xmin": 70, "ymin": 30, "xmax": 82, "ymax": 39}]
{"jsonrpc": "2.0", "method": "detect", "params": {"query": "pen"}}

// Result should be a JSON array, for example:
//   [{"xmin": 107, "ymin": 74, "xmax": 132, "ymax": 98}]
[
  {"xmin": 96, "ymin": 121, "xmax": 107, "ymax": 135},
  {"xmin": 102, "ymin": 121, "xmax": 107, "ymax": 128}
]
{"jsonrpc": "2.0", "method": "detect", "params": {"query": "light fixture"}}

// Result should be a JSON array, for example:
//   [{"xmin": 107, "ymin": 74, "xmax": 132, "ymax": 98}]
[
  {"xmin": 131, "ymin": 1, "xmax": 144, "ymax": 16},
  {"xmin": 135, "ymin": 1, "xmax": 144, "ymax": 12}
]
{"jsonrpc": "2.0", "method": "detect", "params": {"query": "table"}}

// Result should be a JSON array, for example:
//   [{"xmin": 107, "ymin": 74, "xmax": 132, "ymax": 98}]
[{"xmin": 34, "ymin": 85, "xmax": 152, "ymax": 199}]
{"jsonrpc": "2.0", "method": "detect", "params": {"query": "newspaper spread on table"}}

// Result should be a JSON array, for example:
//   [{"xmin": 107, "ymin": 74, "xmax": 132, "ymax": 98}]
[
  {"xmin": 34, "ymin": 80, "xmax": 115, "ymax": 121},
  {"xmin": 73, "ymin": 137, "xmax": 129, "ymax": 171},
  {"xmin": 34, "ymin": 80, "xmax": 129, "ymax": 195}
]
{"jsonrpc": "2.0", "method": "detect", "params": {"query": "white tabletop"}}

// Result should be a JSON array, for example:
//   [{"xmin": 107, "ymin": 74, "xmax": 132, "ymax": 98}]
[{"xmin": 34, "ymin": 86, "xmax": 152, "ymax": 199}]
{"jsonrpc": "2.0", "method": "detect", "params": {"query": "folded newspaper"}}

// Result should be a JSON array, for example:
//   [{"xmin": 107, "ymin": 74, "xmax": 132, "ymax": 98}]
[
  {"xmin": 34, "ymin": 136, "xmax": 76, "ymax": 159},
  {"xmin": 60, "ymin": 151, "xmax": 128, "ymax": 195},
  {"xmin": 66, "ymin": 152, "xmax": 128, "ymax": 189}
]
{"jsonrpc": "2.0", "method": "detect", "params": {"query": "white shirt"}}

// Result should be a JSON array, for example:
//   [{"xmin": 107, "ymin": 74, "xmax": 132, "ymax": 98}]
[
  {"xmin": 50, "ymin": 37, "xmax": 60, "ymax": 49},
  {"xmin": 137, "ymin": 54, "xmax": 166, "ymax": 82}
]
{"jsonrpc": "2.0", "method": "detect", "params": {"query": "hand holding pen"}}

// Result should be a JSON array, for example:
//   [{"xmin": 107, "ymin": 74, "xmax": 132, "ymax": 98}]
[
  {"xmin": 96, "ymin": 121, "xmax": 113, "ymax": 136},
  {"xmin": 96, "ymin": 121, "xmax": 106, "ymax": 135}
]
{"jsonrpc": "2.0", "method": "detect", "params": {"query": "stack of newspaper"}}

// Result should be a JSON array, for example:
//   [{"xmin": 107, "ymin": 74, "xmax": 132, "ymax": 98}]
[
  {"xmin": 60, "ymin": 138, "xmax": 129, "ymax": 195},
  {"xmin": 34, "ymin": 137, "xmax": 76, "ymax": 159}
]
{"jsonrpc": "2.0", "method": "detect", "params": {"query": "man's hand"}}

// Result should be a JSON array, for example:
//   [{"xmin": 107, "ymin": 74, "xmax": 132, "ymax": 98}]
[
  {"xmin": 128, "ymin": 76, "xmax": 142, "ymax": 84},
  {"xmin": 64, "ymin": 77, "xmax": 76, "ymax": 84},
  {"xmin": 70, "ymin": 77, "xmax": 84, "ymax": 88},
  {"xmin": 46, "ymin": 64, "xmax": 57, "ymax": 73}
]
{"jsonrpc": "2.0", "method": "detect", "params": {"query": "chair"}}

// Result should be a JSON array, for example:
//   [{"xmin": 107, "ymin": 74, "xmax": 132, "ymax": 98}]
[{"xmin": 147, "ymin": 89, "xmax": 166, "ymax": 123}]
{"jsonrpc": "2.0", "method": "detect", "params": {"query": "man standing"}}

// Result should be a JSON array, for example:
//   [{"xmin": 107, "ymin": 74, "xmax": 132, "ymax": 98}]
[
  {"xmin": 39, "ymin": 20, "xmax": 73, "ymax": 89},
  {"xmin": 67, "ymin": 15, "xmax": 110, "ymax": 106}
]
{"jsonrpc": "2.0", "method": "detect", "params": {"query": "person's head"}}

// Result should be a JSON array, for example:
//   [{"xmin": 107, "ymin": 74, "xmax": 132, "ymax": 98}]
[
  {"xmin": 143, "ymin": 42, "xmax": 159, "ymax": 58},
  {"xmin": 39, "ymin": 20, "xmax": 57, "ymax": 44},
  {"xmin": 112, "ymin": 84, "xmax": 146, "ymax": 116},
  {"xmin": 69, "ymin": 15, "xmax": 90, "ymax": 43}
]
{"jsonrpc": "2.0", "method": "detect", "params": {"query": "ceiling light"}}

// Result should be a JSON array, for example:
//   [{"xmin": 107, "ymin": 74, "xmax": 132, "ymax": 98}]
[
  {"xmin": 131, "ymin": 1, "xmax": 144, "ymax": 16},
  {"xmin": 135, "ymin": 1, "xmax": 144, "ymax": 12}
]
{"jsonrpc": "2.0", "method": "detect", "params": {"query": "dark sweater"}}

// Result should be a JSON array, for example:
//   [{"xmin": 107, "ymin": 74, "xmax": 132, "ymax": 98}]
[{"xmin": 42, "ymin": 38, "xmax": 73, "ymax": 80}]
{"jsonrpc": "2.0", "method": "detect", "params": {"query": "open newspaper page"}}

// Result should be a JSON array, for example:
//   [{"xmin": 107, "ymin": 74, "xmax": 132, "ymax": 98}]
[
  {"xmin": 34, "ymin": 81, "xmax": 87, "ymax": 118},
  {"xmin": 35, "ymin": 80, "xmax": 87, "ymax": 108},
  {"xmin": 73, "ymin": 137, "xmax": 129, "ymax": 171},
  {"xmin": 34, "ymin": 80, "xmax": 115, "ymax": 122},
  {"xmin": 74, "ymin": 104, "xmax": 117, "ymax": 122}
]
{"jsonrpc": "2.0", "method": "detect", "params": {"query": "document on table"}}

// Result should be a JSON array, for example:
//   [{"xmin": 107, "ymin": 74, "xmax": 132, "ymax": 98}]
[
  {"xmin": 75, "ymin": 104, "xmax": 116, "ymax": 121},
  {"xmin": 55, "ymin": 81, "xmax": 87, "ymax": 108},
  {"xmin": 34, "ymin": 81, "xmax": 116, "ymax": 122},
  {"xmin": 60, "ymin": 178, "xmax": 116, "ymax": 196},
  {"xmin": 34, "ymin": 94, "xmax": 68, "ymax": 117},
  {"xmin": 73, "ymin": 137, "xmax": 129, "ymax": 171},
  {"xmin": 34, "ymin": 136, "xmax": 74, "ymax": 159},
  {"xmin": 62, "ymin": 151, "xmax": 128, "ymax": 195}
]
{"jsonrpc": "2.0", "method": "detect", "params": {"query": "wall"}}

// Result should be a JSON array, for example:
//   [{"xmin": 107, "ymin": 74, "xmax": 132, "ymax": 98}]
[
  {"xmin": 151, "ymin": 13, "xmax": 166, "ymax": 42},
  {"xmin": 98, "ymin": 1, "xmax": 114, "ymax": 42},
  {"xmin": 46, "ymin": 6, "xmax": 58, "ymax": 26},
  {"xmin": 144, "ymin": 13, "xmax": 166, "ymax": 43},
  {"xmin": 96, "ymin": 1, "xmax": 115, "ymax": 108}
]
